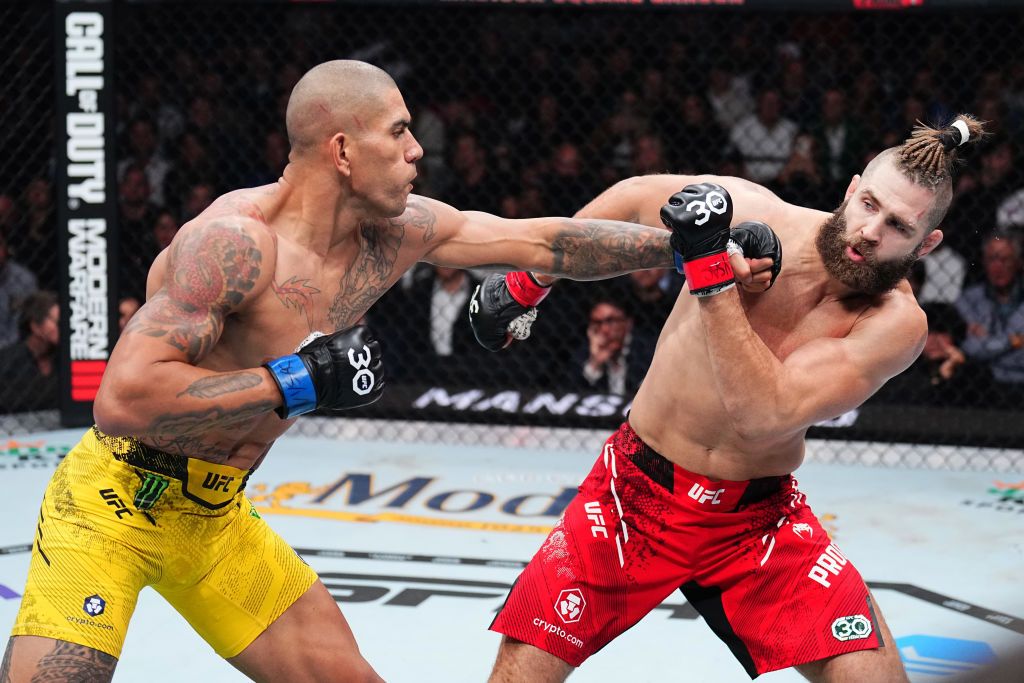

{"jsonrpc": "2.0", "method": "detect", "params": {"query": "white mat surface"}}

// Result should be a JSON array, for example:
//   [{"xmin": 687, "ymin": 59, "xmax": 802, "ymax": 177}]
[{"xmin": 2, "ymin": 429, "xmax": 1021, "ymax": 681}]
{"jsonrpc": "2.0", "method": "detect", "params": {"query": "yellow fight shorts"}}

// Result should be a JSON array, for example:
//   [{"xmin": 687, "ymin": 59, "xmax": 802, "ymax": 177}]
[{"xmin": 10, "ymin": 427, "xmax": 318, "ymax": 659}]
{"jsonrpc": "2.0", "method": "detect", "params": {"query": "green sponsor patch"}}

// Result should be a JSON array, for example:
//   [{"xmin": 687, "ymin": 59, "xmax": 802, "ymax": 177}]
[{"xmin": 134, "ymin": 472, "xmax": 170, "ymax": 510}]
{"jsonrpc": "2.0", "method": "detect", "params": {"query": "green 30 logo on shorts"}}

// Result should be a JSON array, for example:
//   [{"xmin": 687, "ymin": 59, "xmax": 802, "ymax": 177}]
[
  {"xmin": 134, "ymin": 472, "xmax": 169, "ymax": 510},
  {"xmin": 831, "ymin": 615, "xmax": 872, "ymax": 641}
]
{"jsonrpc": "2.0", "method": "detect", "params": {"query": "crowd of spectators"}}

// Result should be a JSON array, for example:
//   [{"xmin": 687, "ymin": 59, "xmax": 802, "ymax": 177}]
[{"xmin": 3, "ymin": 6, "xmax": 1024, "ymax": 413}]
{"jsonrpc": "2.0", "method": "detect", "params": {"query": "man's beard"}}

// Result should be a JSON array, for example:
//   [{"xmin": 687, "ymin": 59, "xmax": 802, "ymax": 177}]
[{"xmin": 815, "ymin": 200, "xmax": 920, "ymax": 295}]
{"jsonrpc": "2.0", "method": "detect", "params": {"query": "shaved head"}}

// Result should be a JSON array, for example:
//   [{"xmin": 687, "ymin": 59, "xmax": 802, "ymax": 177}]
[{"xmin": 285, "ymin": 60, "xmax": 398, "ymax": 156}]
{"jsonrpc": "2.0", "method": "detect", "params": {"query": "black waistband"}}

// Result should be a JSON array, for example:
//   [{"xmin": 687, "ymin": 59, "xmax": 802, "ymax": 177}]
[
  {"xmin": 93, "ymin": 427, "xmax": 189, "ymax": 480},
  {"xmin": 89, "ymin": 427, "xmax": 250, "ymax": 488},
  {"xmin": 737, "ymin": 475, "xmax": 788, "ymax": 507},
  {"xmin": 625, "ymin": 431, "xmax": 786, "ymax": 507}
]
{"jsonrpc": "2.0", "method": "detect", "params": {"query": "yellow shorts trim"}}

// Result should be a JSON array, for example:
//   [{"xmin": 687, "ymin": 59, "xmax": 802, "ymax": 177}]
[{"xmin": 10, "ymin": 428, "xmax": 318, "ymax": 658}]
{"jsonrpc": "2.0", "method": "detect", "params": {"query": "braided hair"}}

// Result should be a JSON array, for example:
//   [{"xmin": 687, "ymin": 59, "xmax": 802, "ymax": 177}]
[
  {"xmin": 897, "ymin": 114, "xmax": 986, "ymax": 189},
  {"xmin": 863, "ymin": 114, "xmax": 987, "ymax": 231}
]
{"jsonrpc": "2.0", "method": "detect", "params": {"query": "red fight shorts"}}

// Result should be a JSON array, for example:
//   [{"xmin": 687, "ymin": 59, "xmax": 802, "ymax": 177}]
[{"xmin": 491, "ymin": 422, "xmax": 883, "ymax": 678}]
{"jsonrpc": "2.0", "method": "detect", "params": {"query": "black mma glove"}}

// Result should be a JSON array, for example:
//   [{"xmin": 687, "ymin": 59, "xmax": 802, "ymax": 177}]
[
  {"xmin": 469, "ymin": 271, "xmax": 552, "ymax": 352},
  {"xmin": 264, "ymin": 325, "xmax": 384, "ymax": 419},
  {"xmin": 729, "ymin": 221, "xmax": 783, "ymax": 289},
  {"xmin": 660, "ymin": 183, "xmax": 735, "ymax": 297}
]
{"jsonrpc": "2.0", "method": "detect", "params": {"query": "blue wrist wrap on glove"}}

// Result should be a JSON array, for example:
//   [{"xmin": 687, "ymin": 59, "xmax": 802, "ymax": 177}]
[{"xmin": 266, "ymin": 355, "xmax": 317, "ymax": 418}]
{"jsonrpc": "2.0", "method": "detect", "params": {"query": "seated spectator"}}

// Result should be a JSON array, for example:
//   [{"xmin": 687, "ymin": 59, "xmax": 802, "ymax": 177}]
[
  {"xmin": 181, "ymin": 182, "xmax": 217, "ymax": 222},
  {"xmin": 565, "ymin": 294, "xmax": 654, "ymax": 397},
  {"xmin": 955, "ymin": 233, "xmax": 1024, "ymax": 407},
  {"xmin": 11, "ymin": 178, "xmax": 57, "ymax": 291},
  {"xmin": 372, "ymin": 264, "xmax": 491, "ymax": 386},
  {"xmin": 118, "ymin": 296, "xmax": 141, "ymax": 335},
  {"xmin": 118, "ymin": 165, "xmax": 163, "ymax": 296},
  {"xmin": 872, "ymin": 302, "xmax": 987, "ymax": 407},
  {"xmin": 0, "ymin": 290, "xmax": 59, "ymax": 412},
  {"xmin": 542, "ymin": 142, "xmax": 599, "ymax": 217},
  {"xmin": 116, "ymin": 117, "xmax": 173, "ymax": 207},
  {"xmin": 152, "ymin": 209, "xmax": 180, "ymax": 252},
  {"xmin": 810, "ymin": 88, "xmax": 868, "ymax": 199},
  {"xmin": 443, "ymin": 131, "xmax": 503, "ymax": 215},
  {"xmin": 127, "ymin": 73, "xmax": 185, "ymax": 144},
  {"xmin": 706, "ymin": 65, "xmax": 754, "ymax": 131},
  {"xmin": 944, "ymin": 141, "xmax": 1018, "ymax": 269},
  {"xmin": 775, "ymin": 133, "xmax": 829, "ymax": 209},
  {"xmin": 244, "ymin": 129, "xmax": 289, "ymax": 187},
  {"xmin": 630, "ymin": 134, "xmax": 668, "ymax": 176},
  {"xmin": 663, "ymin": 93, "xmax": 729, "ymax": 175},
  {"xmin": 163, "ymin": 128, "xmax": 217, "ymax": 210},
  {"xmin": 617, "ymin": 268, "xmax": 679, "ymax": 339},
  {"xmin": 0, "ymin": 230, "xmax": 38, "ymax": 347},
  {"xmin": 729, "ymin": 89, "xmax": 798, "ymax": 184}
]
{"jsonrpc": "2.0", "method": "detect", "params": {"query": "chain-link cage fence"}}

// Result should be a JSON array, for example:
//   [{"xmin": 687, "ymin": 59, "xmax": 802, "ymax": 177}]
[
  {"xmin": 2, "ymin": 1, "xmax": 1023, "ymax": 469},
  {"xmin": 0, "ymin": 2, "xmax": 58, "ymax": 433}
]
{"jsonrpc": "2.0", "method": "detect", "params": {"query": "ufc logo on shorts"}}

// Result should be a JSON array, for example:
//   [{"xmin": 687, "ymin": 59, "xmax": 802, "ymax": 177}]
[
  {"xmin": 687, "ymin": 190, "xmax": 728, "ymax": 226},
  {"xmin": 584, "ymin": 501, "xmax": 608, "ymax": 539},
  {"xmin": 202, "ymin": 473, "xmax": 235, "ymax": 493},
  {"xmin": 807, "ymin": 541, "xmax": 849, "ymax": 588},
  {"xmin": 348, "ymin": 344, "xmax": 375, "ymax": 396},
  {"xmin": 99, "ymin": 489, "xmax": 133, "ymax": 519},
  {"xmin": 688, "ymin": 483, "xmax": 725, "ymax": 505}
]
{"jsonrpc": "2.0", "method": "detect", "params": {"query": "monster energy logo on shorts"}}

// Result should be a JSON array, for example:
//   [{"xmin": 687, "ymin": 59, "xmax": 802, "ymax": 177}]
[{"xmin": 134, "ymin": 472, "xmax": 169, "ymax": 510}]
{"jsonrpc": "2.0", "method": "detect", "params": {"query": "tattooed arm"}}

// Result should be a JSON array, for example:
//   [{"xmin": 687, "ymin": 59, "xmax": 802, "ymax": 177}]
[
  {"xmin": 410, "ymin": 194, "xmax": 673, "ymax": 279},
  {"xmin": 94, "ymin": 217, "xmax": 281, "ymax": 436},
  {"xmin": 414, "ymin": 175, "xmax": 784, "ymax": 278}
]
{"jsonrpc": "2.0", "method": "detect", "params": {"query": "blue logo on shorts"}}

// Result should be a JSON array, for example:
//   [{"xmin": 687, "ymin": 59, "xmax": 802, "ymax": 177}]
[
  {"xmin": 897, "ymin": 635, "xmax": 996, "ymax": 676},
  {"xmin": 83, "ymin": 594, "xmax": 106, "ymax": 617}
]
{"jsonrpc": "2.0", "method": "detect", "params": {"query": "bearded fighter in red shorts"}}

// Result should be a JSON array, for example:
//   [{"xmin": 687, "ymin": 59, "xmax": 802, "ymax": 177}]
[{"xmin": 471, "ymin": 115, "xmax": 984, "ymax": 681}]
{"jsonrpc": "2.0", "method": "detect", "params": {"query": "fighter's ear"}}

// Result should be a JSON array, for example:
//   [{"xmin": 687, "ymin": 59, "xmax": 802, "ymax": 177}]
[
  {"xmin": 917, "ymin": 228, "xmax": 943, "ymax": 258},
  {"xmin": 331, "ymin": 132, "xmax": 351, "ymax": 177},
  {"xmin": 844, "ymin": 174, "xmax": 861, "ymax": 201}
]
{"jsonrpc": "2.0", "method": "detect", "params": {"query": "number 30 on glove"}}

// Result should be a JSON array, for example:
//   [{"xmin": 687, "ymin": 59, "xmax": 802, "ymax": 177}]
[
  {"xmin": 660, "ymin": 182, "xmax": 736, "ymax": 297},
  {"xmin": 264, "ymin": 325, "xmax": 385, "ymax": 418}
]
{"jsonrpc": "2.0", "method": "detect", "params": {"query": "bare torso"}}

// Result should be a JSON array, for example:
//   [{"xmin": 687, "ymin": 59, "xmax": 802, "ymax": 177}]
[
  {"xmin": 629, "ymin": 201, "xmax": 909, "ymax": 480},
  {"xmin": 137, "ymin": 183, "xmax": 434, "ymax": 469}
]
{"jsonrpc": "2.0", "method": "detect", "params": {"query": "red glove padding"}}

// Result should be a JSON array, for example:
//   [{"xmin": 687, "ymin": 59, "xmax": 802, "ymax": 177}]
[{"xmin": 505, "ymin": 271, "xmax": 552, "ymax": 307}]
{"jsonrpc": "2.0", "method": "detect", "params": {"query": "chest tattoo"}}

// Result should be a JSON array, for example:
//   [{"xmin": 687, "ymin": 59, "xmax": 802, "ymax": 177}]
[
  {"xmin": 272, "ymin": 276, "xmax": 322, "ymax": 331},
  {"xmin": 325, "ymin": 199, "xmax": 438, "ymax": 329}
]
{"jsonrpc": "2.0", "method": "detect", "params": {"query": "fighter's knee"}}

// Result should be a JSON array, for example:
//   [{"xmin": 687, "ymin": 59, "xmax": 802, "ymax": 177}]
[{"xmin": 2, "ymin": 637, "xmax": 117, "ymax": 683}]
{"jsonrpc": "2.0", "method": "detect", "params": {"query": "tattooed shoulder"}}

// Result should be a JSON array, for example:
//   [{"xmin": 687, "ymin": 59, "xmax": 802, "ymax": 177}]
[
  {"xmin": 172, "ymin": 219, "xmax": 266, "ymax": 308},
  {"xmin": 124, "ymin": 218, "xmax": 269, "ymax": 363},
  {"xmin": 392, "ymin": 196, "xmax": 437, "ymax": 244}
]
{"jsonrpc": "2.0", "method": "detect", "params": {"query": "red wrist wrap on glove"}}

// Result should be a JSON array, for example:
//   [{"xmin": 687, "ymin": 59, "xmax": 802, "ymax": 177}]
[
  {"xmin": 682, "ymin": 253, "xmax": 735, "ymax": 292},
  {"xmin": 505, "ymin": 272, "xmax": 552, "ymax": 307}
]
